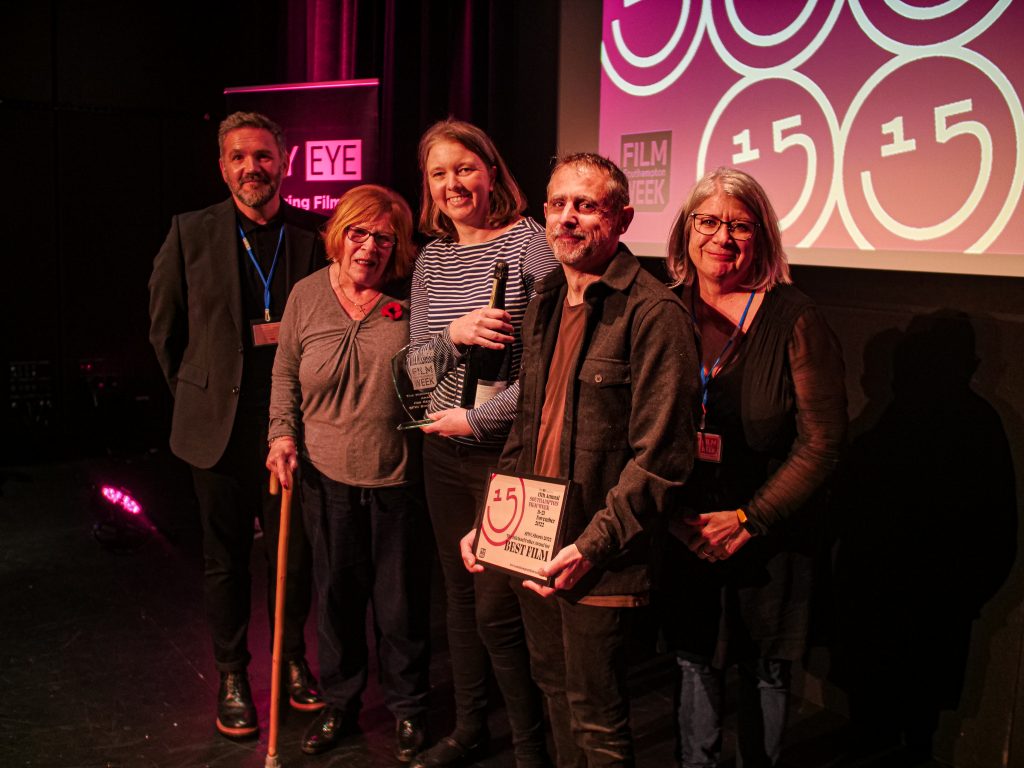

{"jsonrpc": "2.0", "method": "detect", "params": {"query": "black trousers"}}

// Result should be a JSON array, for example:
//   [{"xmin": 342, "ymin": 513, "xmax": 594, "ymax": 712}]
[
  {"xmin": 422, "ymin": 434, "xmax": 547, "ymax": 766},
  {"xmin": 190, "ymin": 405, "xmax": 313, "ymax": 672},
  {"xmin": 300, "ymin": 460, "xmax": 431, "ymax": 720},
  {"xmin": 516, "ymin": 585, "xmax": 635, "ymax": 768}
]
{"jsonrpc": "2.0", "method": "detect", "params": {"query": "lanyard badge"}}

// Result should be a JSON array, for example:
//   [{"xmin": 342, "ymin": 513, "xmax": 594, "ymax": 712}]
[
  {"xmin": 239, "ymin": 225, "xmax": 284, "ymax": 346},
  {"xmin": 696, "ymin": 291, "xmax": 755, "ymax": 464}
]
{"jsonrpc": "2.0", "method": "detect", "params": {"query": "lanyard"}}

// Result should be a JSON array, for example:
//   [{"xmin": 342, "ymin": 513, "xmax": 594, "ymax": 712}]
[
  {"xmin": 699, "ymin": 291, "xmax": 755, "ymax": 429},
  {"xmin": 238, "ymin": 224, "xmax": 284, "ymax": 321}
]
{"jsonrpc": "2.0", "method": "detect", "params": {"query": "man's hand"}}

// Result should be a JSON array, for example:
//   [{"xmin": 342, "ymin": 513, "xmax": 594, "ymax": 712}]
[
  {"xmin": 459, "ymin": 529, "xmax": 485, "ymax": 574},
  {"xmin": 522, "ymin": 543, "xmax": 593, "ymax": 597}
]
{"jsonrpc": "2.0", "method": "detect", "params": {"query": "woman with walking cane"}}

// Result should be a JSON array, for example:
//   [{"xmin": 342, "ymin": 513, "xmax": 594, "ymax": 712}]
[{"xmin": 266, "ymin": 184, "xmax": 431, "ymax": 761}]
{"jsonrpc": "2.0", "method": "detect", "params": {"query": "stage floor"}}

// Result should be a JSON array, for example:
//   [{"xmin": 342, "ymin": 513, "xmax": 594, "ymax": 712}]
[{"xmin": 0, "ymin": 456, "xmax": 942, "ymax": 767}]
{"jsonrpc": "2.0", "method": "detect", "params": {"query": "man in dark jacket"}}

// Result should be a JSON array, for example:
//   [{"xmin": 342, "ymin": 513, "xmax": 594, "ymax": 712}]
[
  {"xmin": 149, "ymin": 112, "xmax": 325, "ymax": 739},
  {"xmin": 465, "ymin": 153, "xmax": 698, "ymax": 765}
]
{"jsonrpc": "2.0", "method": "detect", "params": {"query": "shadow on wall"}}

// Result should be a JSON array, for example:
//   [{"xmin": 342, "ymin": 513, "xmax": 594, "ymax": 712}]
[{"xmin": 829, "ymin": 310, "xmax": 1018, "ymax": 762}]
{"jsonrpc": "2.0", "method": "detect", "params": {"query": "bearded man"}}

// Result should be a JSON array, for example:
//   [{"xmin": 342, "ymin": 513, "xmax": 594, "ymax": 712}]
[
  {"xmin": 149, "ymin": 111, "xmax": 325, "ymax": 739},
  {"xmin": 463, "ymin": 153, "xmax": 698, "ymax": 766}
]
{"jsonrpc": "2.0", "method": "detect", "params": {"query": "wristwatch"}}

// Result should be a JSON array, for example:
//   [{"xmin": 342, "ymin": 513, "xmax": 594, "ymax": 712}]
[{"xmin": 736, "ymin": 507, "xmax": 757, "ymax": 535}]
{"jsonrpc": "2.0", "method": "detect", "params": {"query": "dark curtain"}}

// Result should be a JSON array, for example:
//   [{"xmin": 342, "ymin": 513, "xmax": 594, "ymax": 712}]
[{"xmin": 286, "ymin": 0, "xmax": 561, "ymax": 224}]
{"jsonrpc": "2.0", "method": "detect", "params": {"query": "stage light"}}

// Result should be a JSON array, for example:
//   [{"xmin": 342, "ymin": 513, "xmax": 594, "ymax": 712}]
[
  {"xmin": 100, "ymin": 485, "xmax": 143, "ymax": 515},
  {"xmin": 92, "ymin": 482, "xmax": 153, "ymax": 550}
]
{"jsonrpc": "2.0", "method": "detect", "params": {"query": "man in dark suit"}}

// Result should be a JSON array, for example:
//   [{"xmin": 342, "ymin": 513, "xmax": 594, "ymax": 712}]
[{"xmin": 149, "ymin": 111, "xmax": 325, "ymax": 739}]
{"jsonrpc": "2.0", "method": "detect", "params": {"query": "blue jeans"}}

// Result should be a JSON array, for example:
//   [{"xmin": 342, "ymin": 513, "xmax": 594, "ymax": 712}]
[
  {"xmin": 677, "ymin": 657, "xmax": 790, "ymax": 768},
  {"xmin": 300, "ymin": 461, "xmax": 431, "ymax": 720}
]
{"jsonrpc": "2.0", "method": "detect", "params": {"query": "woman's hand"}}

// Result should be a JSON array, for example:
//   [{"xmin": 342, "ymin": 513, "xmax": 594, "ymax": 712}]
[
  {"xmin": 449, "ymin": 307, "xmax": 514, "ymax": 350},
  {"xmin": 265, "ymin": 437, "xmax": 299, "ymax": 490},
  {"xmin": 682, "ymin": 510, "xmax": 752, "ymax": 562},
  {"xmin": 522, "ymin": 544, "xmax": 593, "ymax": 597},
  {"xmin": 459, "ymin": 529, "xmax": 485, "ymax": 574},
  {"xmin": 421, "ymin": 408, "xmax": 474, "ymax": 437}
]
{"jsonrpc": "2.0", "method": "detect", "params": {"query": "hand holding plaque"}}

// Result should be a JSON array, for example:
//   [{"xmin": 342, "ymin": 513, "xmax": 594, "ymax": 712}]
[{"xmin": 471, "ymin": 470, "xmax": 572, "ymax": 586}]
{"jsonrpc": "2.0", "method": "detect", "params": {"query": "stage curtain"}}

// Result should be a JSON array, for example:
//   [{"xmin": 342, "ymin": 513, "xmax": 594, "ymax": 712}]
[{"xmin": 285, "ymin": 0, "xmax": 558, "ymax": 222}]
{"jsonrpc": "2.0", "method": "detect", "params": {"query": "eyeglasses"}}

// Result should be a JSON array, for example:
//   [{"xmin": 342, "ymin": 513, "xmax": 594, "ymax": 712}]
[
  {"xmin": 347, "ymin": 226, "xmax": 397, "ymax": 250},
  {"xmin": 690, "ymin": 214, "xmax": 757, "ymax": 241}
]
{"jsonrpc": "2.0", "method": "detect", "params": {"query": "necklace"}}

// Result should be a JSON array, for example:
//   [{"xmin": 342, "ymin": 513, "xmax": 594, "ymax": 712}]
[{"xmin": 333, "ymin": 265, "xmax": 379, "ymax": 316}]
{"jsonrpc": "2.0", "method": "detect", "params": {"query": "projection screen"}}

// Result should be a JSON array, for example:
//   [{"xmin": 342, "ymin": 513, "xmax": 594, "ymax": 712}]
[{"xmin": 598, "ymin": 0, "xmax": 1024, "ymax": 276}]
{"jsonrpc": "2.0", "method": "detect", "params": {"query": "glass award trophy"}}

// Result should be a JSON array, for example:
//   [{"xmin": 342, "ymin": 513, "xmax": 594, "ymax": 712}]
[{"xmin": 391, "ymin": 345, "xmax": 438, "ymax": 430}]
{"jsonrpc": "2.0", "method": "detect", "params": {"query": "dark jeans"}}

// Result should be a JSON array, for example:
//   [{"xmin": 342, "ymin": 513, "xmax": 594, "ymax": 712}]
[
  {"xmin": 676, "ymin": 656, "xmax": 790, "ymax": 768},
  {"xmin": 422, "ymin": 434, "xmax": 547, "ymax": 766},
  {"xmin": 190, "ymin": 408, "xmax": 312, "ymax": 672},
  {"xmin": 300, "ymin": 460, "xmax": 431, "ymax": 720},
  {"xmin": 516, "ymin": 584, "xmax": 635, "ymax": 768}
]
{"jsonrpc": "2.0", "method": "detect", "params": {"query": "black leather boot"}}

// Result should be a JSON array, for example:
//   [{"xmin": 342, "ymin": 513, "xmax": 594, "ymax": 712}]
[
  {"xmin": 286, "ymin": 658, "xmax": 325, "ymax": 711},
  {"xmin": 215, "ymin": 671, "xmax": 258, "ymax": 739}
]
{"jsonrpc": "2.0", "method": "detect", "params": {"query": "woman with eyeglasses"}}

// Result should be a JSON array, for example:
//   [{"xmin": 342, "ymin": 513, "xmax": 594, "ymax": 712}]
[
  {"xmin": 406, "ymin": 119, "xmax": 558, "ymax": 768},
  {"xmin": 266, "ymin": 185, "xmax": 431, "ymax": 761},
  {"xmin": 662, "ymin": 167, "xmax": 847, "ymax": 767}
]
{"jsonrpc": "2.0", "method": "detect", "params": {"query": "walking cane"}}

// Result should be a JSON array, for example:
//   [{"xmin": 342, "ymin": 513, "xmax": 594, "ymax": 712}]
[{"xmin": 266, "ymin": 470, "xmax": 291, "ymax": 768}]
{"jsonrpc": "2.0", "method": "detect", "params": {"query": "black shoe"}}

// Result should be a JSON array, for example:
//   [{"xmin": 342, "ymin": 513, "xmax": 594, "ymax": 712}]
[
  {"xmin": 215, "ymin": 671, "xmax": 258, "ymax": 740},
  {"xmin": 395, "ymin": 717, "xmax": 427, "ymax": 763},
  {"xmin": 410, "ymin": 734, "xmax": 487, "ymax": 768},
  {"xmin": 301, "ymin": 706, "xmax": 360, "ymax": 755},
  {"xmin": 286, "ymin": 658, "xmax": 325, "ymax": 711}
]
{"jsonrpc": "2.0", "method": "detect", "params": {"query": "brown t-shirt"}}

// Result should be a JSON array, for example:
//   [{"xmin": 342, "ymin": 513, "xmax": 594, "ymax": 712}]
[
  {"xmin": 535, "ymin": 300, "xmax": 585, "ymax": 478},
  {"xmin": 535, "ymin": 299, "xmax": 651, "ymax": 609}
]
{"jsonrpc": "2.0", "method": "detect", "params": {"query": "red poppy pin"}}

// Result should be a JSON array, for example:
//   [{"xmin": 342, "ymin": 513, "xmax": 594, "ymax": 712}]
[{"xmin": 381, "ymin": 301, "xmax": 403, "ymax": 320}]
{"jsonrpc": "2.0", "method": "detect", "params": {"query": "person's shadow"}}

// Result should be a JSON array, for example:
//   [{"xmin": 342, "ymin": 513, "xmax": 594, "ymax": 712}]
[{"xmin": 829, "ymin": 310, "xmax": 1017, "ymax": 762}]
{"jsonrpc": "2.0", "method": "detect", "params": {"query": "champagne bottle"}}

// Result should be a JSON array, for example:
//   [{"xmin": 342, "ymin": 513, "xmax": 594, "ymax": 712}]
[{"xmin": 461, "ymin": 260, "xmax": 511, "ymax": 409}]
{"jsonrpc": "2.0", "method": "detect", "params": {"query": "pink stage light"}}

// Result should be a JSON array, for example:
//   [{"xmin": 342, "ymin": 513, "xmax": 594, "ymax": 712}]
[{"xmin": 100, "ymin": 485, "xmax": 143, "ymax": 516}]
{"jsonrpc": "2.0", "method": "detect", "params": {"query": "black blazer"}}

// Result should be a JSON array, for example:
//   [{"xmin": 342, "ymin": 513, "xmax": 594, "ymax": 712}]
[{"xmin": 148, "ymin": 198, "xmax": 326, "ymax": 468}]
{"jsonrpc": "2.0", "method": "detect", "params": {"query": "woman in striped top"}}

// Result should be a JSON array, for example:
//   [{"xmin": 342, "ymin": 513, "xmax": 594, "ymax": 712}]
[{"xmin": 408, "ymin": 119, "xmax": 557, "ymax": 768}]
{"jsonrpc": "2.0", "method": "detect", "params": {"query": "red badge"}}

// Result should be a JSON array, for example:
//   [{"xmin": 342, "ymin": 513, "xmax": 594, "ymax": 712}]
[{"xmin": 696, "ymin": 431, "xmax": 723, "ymax": 463}]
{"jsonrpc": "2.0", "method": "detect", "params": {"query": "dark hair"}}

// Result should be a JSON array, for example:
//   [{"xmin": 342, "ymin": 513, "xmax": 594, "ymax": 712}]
[
  {"xmin": 417, "ymin": 119, "xmax": 526, "ymax": 238},
  {"xmin": 548, "ymin": 153, "xmax": 630, "ymax": 212},
  {"xmin": 323, "ymin": 185, "xmax": 417, "ymax": 282},
  {"xmin": 667, "ymin": 166, "xmax": 791, "ymax": 290},
  {"xmin": 218, "ymin": 111, "xmax": 288, "ymax": 159}
]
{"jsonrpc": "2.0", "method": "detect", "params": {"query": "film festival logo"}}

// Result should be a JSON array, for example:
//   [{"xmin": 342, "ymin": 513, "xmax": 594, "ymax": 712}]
[
  {"xmin": 620, "ymin": 131, "xmax": 671, "ymax": 213},
  {"xmin": 284, "ymin": 139, "xmax": 362, "ymax": 212}
]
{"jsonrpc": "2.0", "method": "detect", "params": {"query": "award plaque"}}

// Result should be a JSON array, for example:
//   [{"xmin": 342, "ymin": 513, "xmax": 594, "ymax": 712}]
[
  {"xmin": 472, "ymin": 470, "xmax": 573, "ymax": 586},
  {"xmin": 391, "ymin": 345, "xmax": 437, "ymax": 430}
]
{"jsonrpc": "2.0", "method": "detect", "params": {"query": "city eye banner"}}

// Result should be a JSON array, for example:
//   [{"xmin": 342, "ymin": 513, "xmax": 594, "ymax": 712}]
[
  {"xmin": 225, "ymin": 79, "xmax": 379, "ymax": 215},
  {"xmin": 599, "ymin": 1, "xmax": 1023, "ymax": 276}
]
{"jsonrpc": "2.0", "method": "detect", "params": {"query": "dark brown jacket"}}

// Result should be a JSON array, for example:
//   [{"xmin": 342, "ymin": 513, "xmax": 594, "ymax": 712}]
[{"xmin": 500, "ymin": 246, "xmax": 700, "ymax": 597}]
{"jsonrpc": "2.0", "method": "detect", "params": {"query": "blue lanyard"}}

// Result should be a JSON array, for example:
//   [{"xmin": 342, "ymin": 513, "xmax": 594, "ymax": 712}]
[
  {"xmin": 699, "ymin": 291, "xmax": 755, "ymax": 428},
  {"xmin": 238, "ymin": 224, "xmax": 284, "ymax": 321}
]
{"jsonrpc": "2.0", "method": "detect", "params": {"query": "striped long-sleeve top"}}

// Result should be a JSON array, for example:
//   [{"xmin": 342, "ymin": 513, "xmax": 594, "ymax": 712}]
[{"xmin": 409, "ymin": 217, "xmax": 558, "ymax": 448}]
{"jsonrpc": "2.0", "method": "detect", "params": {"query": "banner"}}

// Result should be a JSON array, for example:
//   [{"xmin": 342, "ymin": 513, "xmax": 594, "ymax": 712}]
[{"xmin": 225, "ymin": 79, "xmax": 380, "ymax": 214}]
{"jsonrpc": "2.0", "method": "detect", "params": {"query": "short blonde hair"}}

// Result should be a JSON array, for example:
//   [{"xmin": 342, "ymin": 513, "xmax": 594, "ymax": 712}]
[
  {"xmin": 323, "ymin": 185, "xmax": 416, "ymax": 281},
  {"xmin": 417, "ymin": 119, "xmax": 526, "ymax": 238},
  {"xmin": 667, "ymin": 167, "xmax": 791, "ymax": 290}
]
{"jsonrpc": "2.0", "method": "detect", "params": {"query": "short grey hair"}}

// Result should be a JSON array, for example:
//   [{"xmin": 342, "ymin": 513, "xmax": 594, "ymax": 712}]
[{"xmin": 217, "ymin": 111, "xmax": 288, "ymax": 159}]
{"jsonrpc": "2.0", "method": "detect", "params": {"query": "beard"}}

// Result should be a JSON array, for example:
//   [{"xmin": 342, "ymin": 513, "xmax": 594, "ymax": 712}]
[
  {"xmin": 548, "ymin": 226, "xmax": 603, "ymax": 266},
  {"xmin": 231, "ymin": 169, "xmax": 283, "ymax": 209}
]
